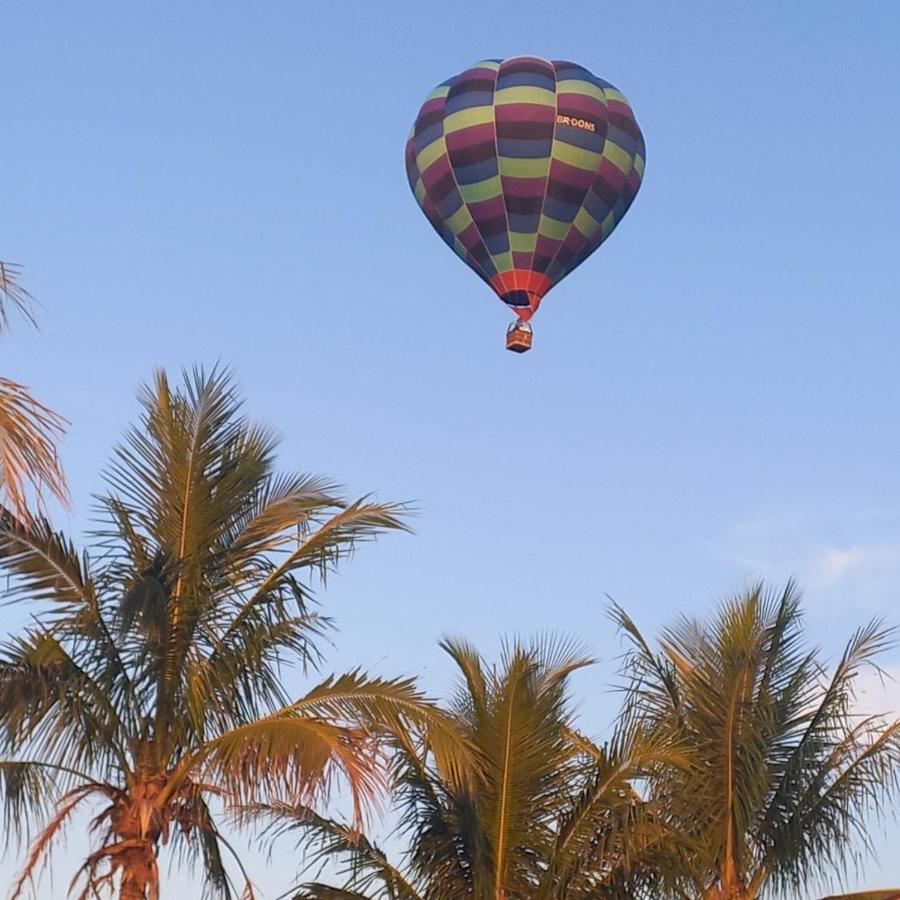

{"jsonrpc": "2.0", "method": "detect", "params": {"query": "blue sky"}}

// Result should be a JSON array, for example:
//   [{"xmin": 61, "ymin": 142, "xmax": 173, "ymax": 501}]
[{"xmin": 3, "ymin": 1, "xmax": 900, "ymax": 895}]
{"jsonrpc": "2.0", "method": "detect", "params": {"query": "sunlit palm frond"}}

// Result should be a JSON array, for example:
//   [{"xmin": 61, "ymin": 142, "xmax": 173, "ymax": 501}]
[
  {"xmin": 163, "ymin": 788, "xmax": 257, "ymax": 900},
  {"xmin": 609, "ymin": 600, "xmax": 682, "ymax": 722},
  {"xmin": 291, "ymin": 671, "xmax": 477, "ymax": 793},
  {"xmin": 0, "ymin": 379, "xmax": 68, "ymax": 517},
  {"xmin": 480, "ymin": 643, "xmax": 570, "ymax": 896},
  {"xmin": 0, "ymin": 511, "xmax": 135, "ymax": 728},
  {"xmin": 206, "ymin": 670, "xmax": 475, "ymax": 835},
  {"xmin": 191, "ymin": 713, "xmax": 381, "ymax": 827},
  {"xmin": 0, "ymin": 262, "xmax": 68, "ymax": 518},
  {"xmin": 10, "ymin": 782, "xmax": 113, "ymax": 900}
]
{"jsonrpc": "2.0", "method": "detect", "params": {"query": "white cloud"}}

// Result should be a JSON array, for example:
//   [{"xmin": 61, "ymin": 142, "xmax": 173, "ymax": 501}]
[
  {"xmin": 812, "ymin": 547, "xmax": 864, "ymax": 586},
  {"xmin": 807, "ymin": 542, "xmax": 900, "ymax": 590},
  {"xmin": 715, "ymin": 509, "xmax": 900, "ymax": 598}
]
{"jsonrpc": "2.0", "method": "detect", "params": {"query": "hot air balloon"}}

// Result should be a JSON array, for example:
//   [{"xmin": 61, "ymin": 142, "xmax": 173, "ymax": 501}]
[{"xmin": 405, "ymin": 56, "xmax": 645, "ymax": 352}]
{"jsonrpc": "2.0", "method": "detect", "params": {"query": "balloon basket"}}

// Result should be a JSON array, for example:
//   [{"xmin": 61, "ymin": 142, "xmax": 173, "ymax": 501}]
[{"xmin": 506, "ymin": 320, "xmax": 533, "ymax": 353}]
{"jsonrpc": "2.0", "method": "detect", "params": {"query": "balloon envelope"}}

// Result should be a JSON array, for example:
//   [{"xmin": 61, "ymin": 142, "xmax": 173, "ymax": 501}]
[{"xmin": 406, "ymin": 57, "xmax": 645, "ymax": 321}]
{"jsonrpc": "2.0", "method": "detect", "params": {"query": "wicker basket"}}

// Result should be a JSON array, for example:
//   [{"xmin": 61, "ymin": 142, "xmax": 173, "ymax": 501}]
[{"xmin": 506, "ymin": 324, "xmax": 533, "ymax": 353}]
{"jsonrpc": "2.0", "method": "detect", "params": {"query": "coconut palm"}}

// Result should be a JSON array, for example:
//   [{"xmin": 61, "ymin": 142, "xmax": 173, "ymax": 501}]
[
  {"xmin": 0, "ymin": 367, "xmax": 466, "ymax": 900},
  {"xmin": 612, "ymin": 583, "xmax": 900, "ymax": 900},
  {"xmin": 0, "ymin": 260, "xmax": 67, "ymax": 517},
  {"xmin": 269, "ymin": 637, "xmax": 681, "ymax": 900}
]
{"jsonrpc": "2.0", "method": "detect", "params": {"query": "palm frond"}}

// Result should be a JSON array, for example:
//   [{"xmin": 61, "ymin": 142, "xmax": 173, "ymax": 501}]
[
  {"xmin": 259, "ymin": 638, "xmax": 615, "ymax": 900},
  {"xmin": 0, "ymin": 261, "xmax": 36, "ymax": 332},
  {"xmin": 609, "ymin": 600, "xmax": 682, "ymax": 720},
  {"xmin": 0, "ymin": 630, "xmax": 131, "ymax": 773},
  {"xmin": 10, "ymin": 783, "xmax": 109, "ymax": 900},
  {"xmin": 290, "ymin": 671, "xmax": 476, "ymax": 792},
  {"xmin": 440, "ymin": 637, "xmax": 488, "ymax": 722},
  {"xmin": 542, "ymin": 718, "xmax": 690, "ymax": 899},
  {"xmin": 164, "ymin": 787, "xmax": 255, "ymax": 900},
  {"xmin": 255, "ymin": 803, "xmax": 423, "ymax": 900},
  {"xmin": 0, "ymin": 379, "xmax": 68, "ymax": 517},
  {"xmin": 0, "ymin": 760, "xmax": 61, "ymax": 846},
  {"xmin": 181, "ymin": 613, "xmax": 330, "ymax": 741},
  {"xmin": 190, "ymin": 712, "xmax": 382, "ymax": 827},
  {"xmin": 0, "ymin": 508, "xmax": 94, "ymax": 609},
  {"xmin": 223, "ymin": 472, "xmax": 343, "ymax": 568},
  {"xmin": 0, "ymin": 264, "xmax": 67, "ymax": 516},
  {"xmin": 0, "ymin": 512, "xmax": 135, "ymax": 724},
  {"xmin": 240, "ymin": 499, "xmax": 411, "ymax": 612},
  {"xmin": 93, "ymin": 368, "xmax": 411, "ymax": 754}
]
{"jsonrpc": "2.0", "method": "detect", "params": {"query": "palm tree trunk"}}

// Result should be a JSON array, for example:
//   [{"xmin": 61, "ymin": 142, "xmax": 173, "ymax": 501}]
[
  {"xmin": 115, "ymin": 843, "xmax": 157, "ymax": 899},
  {"xmin": 119, "ymin": 874, "xmax": 145, "ymax": 900}
]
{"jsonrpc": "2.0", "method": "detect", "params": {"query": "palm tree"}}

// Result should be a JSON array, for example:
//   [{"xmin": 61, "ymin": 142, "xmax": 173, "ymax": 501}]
[
  {"xmin": 0, "ymin": 260, "xmax": 67, "ymax": 517},
  {"xmin": 0, "ymin": 367, "xmax": 466, "ymax": 900},
  {"xmin": 271, "ymin": 637, "xmax": 681, "ymax": 900},
  {"xmin": 612, "ymin": 583, "xmax": 900, "ymax": 900}
]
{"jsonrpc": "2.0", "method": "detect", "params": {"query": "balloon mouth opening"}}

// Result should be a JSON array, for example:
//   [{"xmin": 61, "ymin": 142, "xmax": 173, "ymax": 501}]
[
  {"xmin": 501, "ymin": 293, "xmax": 541, "ymax": 321},
  {"xmin": 489, "ymin": 270, "xmax": 552, "ymax": 322}
]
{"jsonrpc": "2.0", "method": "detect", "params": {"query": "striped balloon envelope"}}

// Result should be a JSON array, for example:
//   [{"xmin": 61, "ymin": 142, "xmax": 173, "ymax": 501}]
[{"xmin": 405, "ymin": 56, "xmax": 645, "ymax": 349}]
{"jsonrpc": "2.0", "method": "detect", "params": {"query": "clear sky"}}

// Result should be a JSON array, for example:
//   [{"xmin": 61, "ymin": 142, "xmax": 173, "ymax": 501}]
[{"xmin": 3, "ymin": 1, "xmax": 900, "ymax": 896}]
